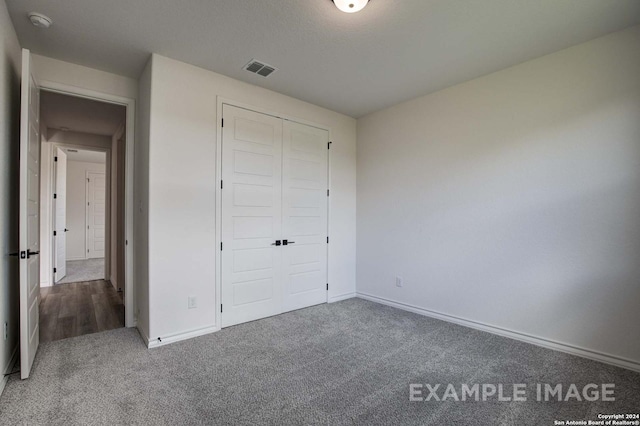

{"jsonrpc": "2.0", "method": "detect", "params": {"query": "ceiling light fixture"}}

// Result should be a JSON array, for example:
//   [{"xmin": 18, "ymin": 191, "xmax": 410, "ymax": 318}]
[
  {"xmin": 332, "ymin": 0, "xmax": 369, "ymax": 13},
  {"xmin": 28, "ymin": 12, "xmax": 53, "ymax": 28}
]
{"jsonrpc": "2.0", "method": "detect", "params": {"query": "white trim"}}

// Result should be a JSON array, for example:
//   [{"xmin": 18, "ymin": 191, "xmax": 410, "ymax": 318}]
[
  {"xmin": 357, "ymin": 292, "xmax": 640, "ymax": 373},
  {"xmin": 215, "ymin": 97, "xmax": 333, "ymax": 329},
  {"xmin": 329, "ymin": 292, "xmax": 356, "ymax": 303},
  {"xmin": 39, "ymin": 80, "xmax": 136, "ymax": 328},
  {"xmin": 147, "ymin": 326, "xmax": 219, "ymax": 349},
  {"xmin": 0, "ymin": 345, "xmax": 19, "ymax": 397}
]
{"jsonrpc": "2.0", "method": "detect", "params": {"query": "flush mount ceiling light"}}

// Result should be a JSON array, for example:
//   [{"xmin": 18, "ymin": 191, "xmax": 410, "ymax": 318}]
[
  {"xmin": 28, "ymin": 12, "xmax": 53, "ymax": 28},
  {"xmin": 332, "ymin": 0, "xmax": 369, "ymax": 13}
]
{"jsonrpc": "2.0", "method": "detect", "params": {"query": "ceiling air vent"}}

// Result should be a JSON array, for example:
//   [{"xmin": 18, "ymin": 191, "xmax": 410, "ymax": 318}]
[{"xmin": 243, "ymin": 59, "xmax": 277, "ymax": 78}]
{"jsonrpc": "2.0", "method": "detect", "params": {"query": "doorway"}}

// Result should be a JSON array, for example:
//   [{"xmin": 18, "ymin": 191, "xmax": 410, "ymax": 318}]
[
  {"xmin": 38, "ymin": 91, "xmax": 126, "ymax": 342},
  {"xmin": 52, "ymin": 149, "xmax": 105, "ymax": 285}
]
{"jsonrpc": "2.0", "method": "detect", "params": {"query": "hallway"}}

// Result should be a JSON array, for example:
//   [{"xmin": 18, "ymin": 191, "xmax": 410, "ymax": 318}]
[{"xmin": 39, "ymin": 280, "xmax": 124, "ymax": 343}]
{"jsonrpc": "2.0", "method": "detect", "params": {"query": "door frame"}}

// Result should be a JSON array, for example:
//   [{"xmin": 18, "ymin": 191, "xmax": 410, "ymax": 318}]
[
  {"xmin": 46, "ymin": 143, "xmax": 109, "ymax": 267},
  {"xmin": 39, "ymin": 80, "xmax": 136, "ymax": 327},
  {"xmin": 215, "ymin": 97, "xmax": 332, "ymax": 329},
  {"xmin": 85, "ymin": 170, "xmax": 107, "ymax": 260}
]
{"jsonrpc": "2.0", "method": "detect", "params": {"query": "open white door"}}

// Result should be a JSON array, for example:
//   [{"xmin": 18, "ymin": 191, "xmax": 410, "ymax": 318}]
[
  {"xmin": 54, "ymin": 147, "xmax": 67, "ymax": 281},
  {"xmin": 86, "ymin": 171, "xmax": 106, "ymax": 259},
  {"xmin": 19, "ymin": 49, "xmax": 40, "ymax": 379}
]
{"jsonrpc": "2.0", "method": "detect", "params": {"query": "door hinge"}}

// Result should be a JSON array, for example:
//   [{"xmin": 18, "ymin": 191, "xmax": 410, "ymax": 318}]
[
  {"xmin": 327, "ymin": 189, "xmax": 330, "ymax": 197},
  {"xmin": 221, "ymin": 118, "xmax": 224, "ymax": 128},
  {"xmin": 53, "ymin": 230, "xmax": 57, "ymax": 236},
  {"xmin": 54, "ymin": 156, "xmax": 58, "ymax": 162},
  {"xmin": 220, "ymin": 242, "xmax": 223, "ymax": 251},
  {"xmin": 327, "ymin": 236, "xmax": 329, "ymax": 244},
  {"xmin": 328, "ymin": 141, "xmax": 332, "ymax": 149},
  {"xmin": 221, "ymin": 180, "xmax": 223, "ymax": 189},
  {"xmin": 53, "ymin": 193, "xmax": 57, "ymax": 199},
  {"xmin": 221, "ymin": 304, "xmax": 223, "ymax": 313},
  {"xmin": 53, "ymin": 267, "xmax": 57, "ymax": 273},
  {"xmin": 326, "ymin": 283, "xmax": 329, "ymax": 290}
]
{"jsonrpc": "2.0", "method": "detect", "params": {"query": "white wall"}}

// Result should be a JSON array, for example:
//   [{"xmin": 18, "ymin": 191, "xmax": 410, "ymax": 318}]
[
  {"xmin": 48, "ymin": 129, "xmax": 113, "ymax": 150},
  {"xmin": 141, "ymin": 54, "xmax": 357, "ymax": 341},
  {"xmin": 0, "ymin": 0, "xmax": 21, "ymax": 394},
  {"xmin": 66, "ymin": 160, "xmax": 106, "ymax": 261},
  {"xmin": 356, "ymin": 26, "xmax": 640, "ymax": 368},
  {"xmin": 32, "ymin": 54, "xmax": 137, "ymax": 100},
  {"xmin": 135, "ymin": 58, "xmax": 151, "ymax": 339}
]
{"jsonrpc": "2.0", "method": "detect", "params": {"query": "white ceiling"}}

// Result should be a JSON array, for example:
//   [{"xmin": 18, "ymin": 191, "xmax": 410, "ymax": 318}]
[
  {"xmin": 64, "ymin": 148, "xmax": 106, "ymax": 164},
  {"xmin": 8, "ymin": 0, "xmax": 640, "ymax": 117},
  {"xmin": 40, "ymin": 91, "xmax": 126, "ymax": 136}
]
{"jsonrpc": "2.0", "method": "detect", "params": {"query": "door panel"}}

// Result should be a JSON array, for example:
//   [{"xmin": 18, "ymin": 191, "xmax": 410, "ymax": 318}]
[
  {"xmin": 54, "ymin": 148, "xmax": 67, "ymax": 281},
  {"xmin": 19, "ymin": 49, "xmax": 40, "ymax": 379},
  {"xmin": 281, "ymin": 121, "xmax": 329, "ymax": 312},
  {"xmin": 87, "ymin": 172, "xmax": 106, "ymax": 259},
  {"xmin": 221, "ymin": 105, "xmax": 283, "ymax": 327}
]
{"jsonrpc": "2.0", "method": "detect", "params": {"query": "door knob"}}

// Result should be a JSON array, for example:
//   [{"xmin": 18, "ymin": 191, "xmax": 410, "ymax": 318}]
[
  {"xmin": 283, "ymin": 240, "xmax": 295, "ymax": 245},
  {"xmin": 64, "ymin": 228, "xmax": 68, "ymax": 232},
  {"xmin": 271, "ymin": 240, "xmax": 282, "ymax": 246},
  {"xmin": 8, "ymin": 251, "xmax": 26, "ymax": 259}
]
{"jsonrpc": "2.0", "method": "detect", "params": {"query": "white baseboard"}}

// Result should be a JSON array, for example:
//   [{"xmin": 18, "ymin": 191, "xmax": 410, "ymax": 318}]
[
  {"xmin": 357, "ymin": 292, "xmax": 640, "ymax": 373},
  {"xmin": 329, "ymin": 292, "xmax": 356, "ymax": 303},
  {"xmin": 66, "ymin": 256, "xmax": 87, "ymax": 261},
  {"xmin": 1, "ymin": 344, "xmax": 19, "ymax": 397},
  {"xmin": 147, "ymin": 325, "xmax": 220, "ymax": 349}
]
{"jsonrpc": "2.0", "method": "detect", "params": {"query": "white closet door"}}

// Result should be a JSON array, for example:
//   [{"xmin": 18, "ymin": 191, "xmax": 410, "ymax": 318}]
[
  {"xmin": 221, "ymin": 105, "xmax": 283, "ymax": 327},
  {"xmin": 281, "ymin": 121, "xmax": 329, "ymax": 312},
  {"xmin": 86, "ymin": 172, "xmax": 106, "ymax": 259}
]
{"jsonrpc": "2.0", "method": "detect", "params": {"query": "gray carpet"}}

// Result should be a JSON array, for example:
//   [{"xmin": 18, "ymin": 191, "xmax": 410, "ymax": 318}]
[
  {"xmin": 0, "ymin": 299, "xmax": 638, "ymax": 425},
  {"xmin": 56, "ymin": 258, "xmax": 104, "ymax": 284}
]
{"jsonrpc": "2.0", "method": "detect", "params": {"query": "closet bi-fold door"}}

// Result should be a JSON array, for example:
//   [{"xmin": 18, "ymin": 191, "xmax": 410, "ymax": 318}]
[
  {"xmin": 221, "ymin": 105, "xmax": 283, "ymax": 327},
  {"xmin": 281, "ymin": 120, "xmax": 329, "ymax": 312}
]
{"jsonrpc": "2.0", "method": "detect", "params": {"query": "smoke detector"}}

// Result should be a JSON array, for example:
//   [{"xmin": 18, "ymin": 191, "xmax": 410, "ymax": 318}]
[
  {"xmin": 28, "ymin": 12, "xmax": 53, "ymax": 28},
  {"xmin": 243, "ymin": 59, "xmax": 277, "ymax": 78}
]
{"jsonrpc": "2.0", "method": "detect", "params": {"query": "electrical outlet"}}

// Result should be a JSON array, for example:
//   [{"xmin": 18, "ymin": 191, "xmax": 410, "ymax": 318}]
[
  {"xmin": 188, "ymin": 296, "xmax": 197, "ymax": 309},
  {"xmin": 396, "ymin": 276, "xmax": 403, "ymax": 288},
  {"xmin": 3, "ymin": 322, "xmax": 7, "ymax": 340}
]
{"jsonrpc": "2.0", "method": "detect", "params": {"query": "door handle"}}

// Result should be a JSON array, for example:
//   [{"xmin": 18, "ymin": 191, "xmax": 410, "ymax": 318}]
[
  {"xmin": 64, "ymin": 228, "xmax": 68, "ymax": 232},
  {"xmin": 8, "ymin": 251, "xmax": 26, "ymax": 259},
  {"xmin": 283, "ymin": 240, "xmax": 295, "ymax": 245},
  {"xmin": 271, "ymin": 240, "xmax": 282, "ymax": 246},
  {"xmin": 27, "ymin": 250, "xmax": 40, "ymax": 258}
]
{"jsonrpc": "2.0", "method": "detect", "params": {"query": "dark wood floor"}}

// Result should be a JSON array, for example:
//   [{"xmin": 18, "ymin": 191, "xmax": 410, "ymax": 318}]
[{"xmin": 40, "ymin": 280, "xmax": 124, "ymax": 343}]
